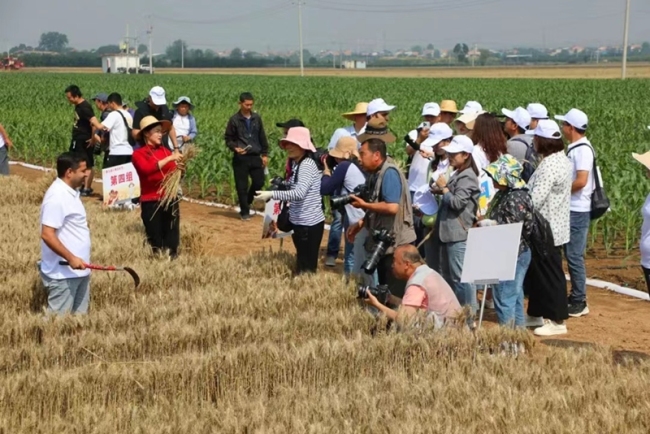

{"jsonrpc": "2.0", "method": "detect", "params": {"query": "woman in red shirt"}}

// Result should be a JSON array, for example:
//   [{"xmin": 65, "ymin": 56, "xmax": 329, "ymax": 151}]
[{"xmin": 131, "ymin": 116, "xmax": 183, "ymax": 258}]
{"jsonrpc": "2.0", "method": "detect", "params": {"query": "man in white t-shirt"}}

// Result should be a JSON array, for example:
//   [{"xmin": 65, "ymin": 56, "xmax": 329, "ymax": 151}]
[
  {"xmin": 555, "ymin": 108, "xmax": 593, "ymax": 318},
  {"xmin": 0, "ymin": 122, "xmax": 14, "ymax": 175},
  {"xmin": 39, "ymin": 152, "xmax": 92, "ymax": 315},
  {"xmin": 100, "ymin": 92, "xmax": 134, "ymax": 168}
]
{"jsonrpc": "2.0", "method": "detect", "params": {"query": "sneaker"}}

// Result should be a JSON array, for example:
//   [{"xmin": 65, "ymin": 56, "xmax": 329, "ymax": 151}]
[
  {"xmin": 80, "ymin": 188, "xmax": 93, "ymax": 197},
  {"xmin": 325, "ymin": 256, "xmax": 337, "ymax": 267},
  {"xmin": 534, "ymin": 320, "xmax": 568, "ymax": 336},
  {"xmin": 568, "ymin": 302, "xmax": 589, "ymax": 318},
  {"xmin": 241, "ymin": 214, "xmax": 251, "ymax": 222},
  {"xmin": 525, "ymin": 315, "xmax": 544, "ymax": 328}
]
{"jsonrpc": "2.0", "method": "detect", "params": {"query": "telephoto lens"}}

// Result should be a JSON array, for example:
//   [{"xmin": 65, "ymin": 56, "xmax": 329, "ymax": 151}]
[
  {"xmin": 357, "ymin": 284, "xmax": 391, "ymax": 305},
  {"xmin": 361, "ymin": 229, "xmax": 395, "ymax": 274}
]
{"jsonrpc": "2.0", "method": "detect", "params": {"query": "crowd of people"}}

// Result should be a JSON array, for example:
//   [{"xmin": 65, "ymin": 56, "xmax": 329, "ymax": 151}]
[{"xmin": 22, "ymin": 84, "xmax": 636, "ymax": 338}]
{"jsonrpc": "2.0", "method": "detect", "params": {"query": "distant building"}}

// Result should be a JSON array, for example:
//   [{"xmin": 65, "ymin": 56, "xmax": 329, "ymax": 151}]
[
  {"xmin": 101, "ymin": 53, "xmax": 140, "ymax": 73},
  {"xmin": 342, "ymin": 60, "xmax": 366, "ymax": 69}
]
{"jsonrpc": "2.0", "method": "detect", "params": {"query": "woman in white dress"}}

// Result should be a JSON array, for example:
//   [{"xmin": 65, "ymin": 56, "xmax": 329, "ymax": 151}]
[{"xmin": 632, "ymin": 151, "xmax": 650, "ymax": 294}]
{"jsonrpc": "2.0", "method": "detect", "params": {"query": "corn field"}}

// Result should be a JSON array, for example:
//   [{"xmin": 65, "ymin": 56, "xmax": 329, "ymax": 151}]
[
  {"xmin": 1, "ymin": 174, "xmax": 650, "ymax": 433},
  {"xmin": 1, "ymin": 73, "xmax": 649, "ymax": 252}
]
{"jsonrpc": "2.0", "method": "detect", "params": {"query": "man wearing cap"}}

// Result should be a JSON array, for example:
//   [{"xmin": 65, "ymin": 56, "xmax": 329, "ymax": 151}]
[
  {"xmin": 366, "ymin": 98, "xmax": 395, "ymax": 124},
  {"xmin": 439, "ymin": 100, "xmax": 459, "ymax": 125},
  {"xmin": 324, "ymin": 103, "xmax": 368, "ymax": 267},
  {"xmin": 502, "ymin": 106, "xmax": 534, "ymax": 164},
  {"xmin": 225, "ymin": 92, "xmax": 270, "ymax": 221},
  {"xmin": 65, "ymin": 85, "xmax": 103, "ymax": 197},
  {"xmin": 348, "ymin": 138, "xmax": 416, "ymax": 299},
  {"xmin": 132, "ymin": 86, "xmax": 180, "ymax": 152},
  {"xmin": 527, "ymin": 103, "xmax": 549, "ymax": 131},
  {"xmin": 460, "ymin": 101, "xmax": 482, "ymax": 115},
  {"xmin": 555, "ymin": 108, "xmax": 593, "ymax": 318}
]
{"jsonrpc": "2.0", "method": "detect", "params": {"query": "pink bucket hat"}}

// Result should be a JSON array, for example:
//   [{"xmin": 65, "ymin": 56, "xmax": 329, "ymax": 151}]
[{"xmin": 279, "ymin": 127, "xmax": 317, "ymax": 152}]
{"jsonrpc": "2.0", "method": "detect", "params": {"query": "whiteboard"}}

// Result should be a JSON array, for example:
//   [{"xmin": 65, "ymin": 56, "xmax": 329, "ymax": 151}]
[{"xmin": 461, "ymin": 223, "xmax": 522, "ymax": 284}]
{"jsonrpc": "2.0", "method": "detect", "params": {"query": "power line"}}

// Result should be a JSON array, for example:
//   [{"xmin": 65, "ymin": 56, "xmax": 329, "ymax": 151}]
[{"xmin": 309, "ymin": 0, "xmax": 507, "ymax": 13}]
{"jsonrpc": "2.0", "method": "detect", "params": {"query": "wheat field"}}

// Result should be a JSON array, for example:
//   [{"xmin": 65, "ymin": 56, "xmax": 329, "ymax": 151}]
[{"xmin": 1, "ymin": 174, "xmax": 650, "ymax": 433}]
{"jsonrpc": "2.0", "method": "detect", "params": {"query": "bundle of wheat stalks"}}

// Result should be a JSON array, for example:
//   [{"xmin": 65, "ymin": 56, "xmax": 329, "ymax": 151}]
[{"xmin": 157, "ymin": 144, "xmax": 199, "ymax": 211}]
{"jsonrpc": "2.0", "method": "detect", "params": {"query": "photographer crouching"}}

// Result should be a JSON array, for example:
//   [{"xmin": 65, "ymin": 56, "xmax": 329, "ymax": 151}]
[
  {"xmin": 320, "ymin": 136, "xmax": 367, "ymax": 279},
  {"xmin": 360, "ymin": 245, "xmax": 462, "ymax": 328},
  {"xmin": 347, "ymin": 138, "xmax": 416, "ymax": 298}
]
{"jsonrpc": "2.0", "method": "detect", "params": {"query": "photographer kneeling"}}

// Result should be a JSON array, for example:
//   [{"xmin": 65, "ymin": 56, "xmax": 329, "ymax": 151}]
[
  {"xmin": 321, "ymin": 136, "xmax": 367, "ymax": 279},
  {"xmin": 362, "ymin": 245, "xmax": 462, "ymax": 328},
  {"xmin": 348, "ymin": 138, "xmax": 416, "ymax": 298}
]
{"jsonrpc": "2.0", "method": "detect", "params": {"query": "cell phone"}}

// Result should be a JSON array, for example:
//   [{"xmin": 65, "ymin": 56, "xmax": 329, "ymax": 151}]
[{"xmin": 240, "ymin": 145, "xmax": 252, "ymax": 152}]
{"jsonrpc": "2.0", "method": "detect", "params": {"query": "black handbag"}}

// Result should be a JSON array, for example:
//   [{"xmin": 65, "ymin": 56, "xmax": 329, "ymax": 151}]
[
  {"xmin": 568, "ymin": 143, "xmax": 610, "ymax": 220},
  {"xmin": 277, "ymin": 201, "xmax": 293, "ymax": 232}
]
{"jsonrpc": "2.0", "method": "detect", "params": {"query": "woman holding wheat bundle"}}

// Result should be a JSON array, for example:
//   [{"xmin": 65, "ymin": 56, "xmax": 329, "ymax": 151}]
[{"xmin": 132, "ymin": 116, "xmax": 184, "ymax": 259}]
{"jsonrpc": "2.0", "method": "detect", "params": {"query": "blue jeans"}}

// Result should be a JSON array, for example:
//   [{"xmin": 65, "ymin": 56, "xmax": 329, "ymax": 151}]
[
  {"xmin": 442, "ymin": 240, "xmax": 477, "ymax": 314},
  {"xmin": 327, "ymin": 210, "xmax": 354, "ymax": 274},
  {"xmin": 564, "ymin": 211, "xmax": 590, "ymax": 304},
  {"xmin": 494, "ymin": 248, "xmax": 531, "ymax": 328}
]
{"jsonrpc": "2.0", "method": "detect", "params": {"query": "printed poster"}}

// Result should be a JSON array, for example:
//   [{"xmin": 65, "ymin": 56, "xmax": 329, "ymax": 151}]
[
  {"xmin": 478, "ymin": 172, "xmax": 496, "ymax": 217},
  {"xmin": 261, "ymin": 199, "xmax": 292, "ymax": 239},
  {"xmin": 102, "ymin": 163, "xmax": 141, "ymax": 208}
]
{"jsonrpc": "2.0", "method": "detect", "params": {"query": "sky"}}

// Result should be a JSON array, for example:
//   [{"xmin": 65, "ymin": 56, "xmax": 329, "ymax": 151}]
[{"xmin": 1, "ymin": 0, "xmax": 649, "ymax": 53}]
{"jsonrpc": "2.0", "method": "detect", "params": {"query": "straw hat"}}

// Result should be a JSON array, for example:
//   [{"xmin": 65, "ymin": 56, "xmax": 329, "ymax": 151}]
[
  {"xmin": 632, "ymin": 151, "xmax": 650, "ymax": 171},
  {"xmin": 357, "ymin": 118, "xmax": 396, "ymax": 144},
  {"xmin": 440, "ymin": 100, "xmax": 459, "ymax": 114},
  {"xmin": 279, "ymin": 127, "xmax": 317, "ymax": 152},
  {"xmin": 342, "ymin": 102, "xmax": 369, "ymax": 121},
  {"xmin": 137, "ymin": 116, "xmax": 171, "ymax": 142},
  {"xmin": 329, "ymin": 136, "xmax": 359, "ymax": 159}
]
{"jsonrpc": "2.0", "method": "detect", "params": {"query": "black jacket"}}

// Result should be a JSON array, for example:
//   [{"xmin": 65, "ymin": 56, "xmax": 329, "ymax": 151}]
[{"xmin": 224, "ymin": 111, "xmax": 269, "ymax": 156}]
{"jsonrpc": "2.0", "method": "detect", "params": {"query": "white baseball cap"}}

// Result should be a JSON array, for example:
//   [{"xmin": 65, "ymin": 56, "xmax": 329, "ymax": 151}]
[
  {"xmin": 531, "ymin": 119, "xmax": 562, "ymax": 139},
  {"xmin": 367, "ymin": 98, "xmax": 396, "ymax": 116},
  {"xmin": 422, "ymin": 102, "xmax": 441, "ymax": 117},
  {"xmin": 460, "ymin": 101, "xmax": 483, "ymax": 114},
  {"xmin": 527, "ymin": 103, "xmax": 548, "ymax": 120},
  {"xmin": 149, "ymin": 86, "xmax": 167, "ymax": 106},
  {"xmin": 422, "ymin": 122, "xmax": 454, "ymax": 149},
  {"xmin": 554, "ymin": 108, "xmax": 588, "ymax": 130},
  {"xmin": 442, "ymin": 135, "xmax": 474, "ymax": 154},
  {"xmin": 502, "ymin": 107, "xmax": 531, "ymax": 130},
  {"xmin": 413, "ymin": 184, "xmax": 439, "ymax": 216}
]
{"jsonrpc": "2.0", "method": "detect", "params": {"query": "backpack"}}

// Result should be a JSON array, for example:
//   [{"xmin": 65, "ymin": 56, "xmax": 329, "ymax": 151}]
[
  {"xmin": 510, "ymin": 137, "xmax": 538, "ymax": 182},
  {"xmin": 567, "ymin": 143, "xmax": 610, "ymax": 220},
  {"xmin": 116, "ymin": 110, "xmax": 137, "ymax": 148}
]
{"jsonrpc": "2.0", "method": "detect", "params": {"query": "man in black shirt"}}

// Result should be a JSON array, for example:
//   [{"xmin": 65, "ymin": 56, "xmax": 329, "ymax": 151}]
[
  {"xmin": 132, "ymin": 86, "xmax": 180, "ymax": 152},
  {"xmin": 91, "ymin": 93, "xmax": 111, "ymax": 166},
  {"xmin": 65, "ymin": 85, "xmax": 102, "ymax": 196},
  {"xmin": 224, "ymin": 92, "xmax": 269, "ymax": 221}
]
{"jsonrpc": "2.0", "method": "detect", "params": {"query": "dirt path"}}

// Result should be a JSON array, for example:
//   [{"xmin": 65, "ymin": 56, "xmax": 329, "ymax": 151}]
[{"xmin": 10, "ymin": 164, "xmax": 650, "ymax": 353}]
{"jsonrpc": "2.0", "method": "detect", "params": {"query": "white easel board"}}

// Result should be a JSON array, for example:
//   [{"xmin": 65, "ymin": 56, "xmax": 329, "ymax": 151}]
[{"xmin": 461, "ymin": 223, "xmax": 523, "ymax": 285}]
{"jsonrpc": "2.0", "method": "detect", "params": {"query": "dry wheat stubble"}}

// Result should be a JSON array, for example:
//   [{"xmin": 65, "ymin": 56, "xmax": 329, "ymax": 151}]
[{"xmin": 1, "ymin": 174, "xmax": 650, "ymax": 433}]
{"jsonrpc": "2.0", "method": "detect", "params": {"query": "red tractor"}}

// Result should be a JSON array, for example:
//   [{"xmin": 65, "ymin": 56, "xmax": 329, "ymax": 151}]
[{"xmin": 1, "ymin": 56, "xmax": 24, "ymax": 70}]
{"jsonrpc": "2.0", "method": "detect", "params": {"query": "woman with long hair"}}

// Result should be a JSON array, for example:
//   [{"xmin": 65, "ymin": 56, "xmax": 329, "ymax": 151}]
[
  {"xmin": 255, "ymin": 127, "xmax": 325, "ymax": 274},
  {"xmin": 525, "ymin": 120, "xmax": 572, "ymax": 336},
  {"xmin": 472, "ymin": 113, "xmax": 508, "ymax": 170},
  {"xmin": 431, "ymin": 135, "xmax": 480, "ymax": 314},
  {"xmin": 131, "ymin": 116, "xmax": 183, "ymax": 258}
]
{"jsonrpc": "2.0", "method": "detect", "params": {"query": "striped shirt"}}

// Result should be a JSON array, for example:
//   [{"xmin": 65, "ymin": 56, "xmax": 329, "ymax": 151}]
[{"xmin": 273, "ymin": 157, "xmax": 325, "ymax": 226}]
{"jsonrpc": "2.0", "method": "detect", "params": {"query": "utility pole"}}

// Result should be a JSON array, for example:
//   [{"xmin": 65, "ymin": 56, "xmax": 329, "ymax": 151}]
[
  {"xmin": 181, "ymin": 42, "xmax": 184, "ymax": 69},
  {"xmin": 472, "ymin": 43, "xmax": 477, "ymax": 67},
  {"xmin": 621, "ymin": 0, "xmax": 631, "ymax": 79},
  {"xmin": 297, "ymin": 1, "xmax": 305, "ymax": 76},
  {"xmin": 147, "ymin": 18, "xmax": 153, "ymax": 74}
]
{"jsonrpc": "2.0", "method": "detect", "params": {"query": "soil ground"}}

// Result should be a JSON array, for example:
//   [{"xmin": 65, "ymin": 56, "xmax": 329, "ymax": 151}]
[
  {"xmin": 10, "ymin": 164, "xmax": 650, "ymax": 354},
  {"xmin": 18, "ymin": 63, "xmax": 650, "ymax": 79}
]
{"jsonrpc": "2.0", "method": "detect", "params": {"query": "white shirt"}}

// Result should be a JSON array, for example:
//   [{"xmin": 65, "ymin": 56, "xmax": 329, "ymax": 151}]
[
  {"xmin": 327, "ymin": 125, "xmax": 360, "ymax": 150},
  {"xmin": 641, "ymin": 194, "xmax": 650, "ymax": 268},
  {"xmin": 430, "ymin": 158, "xmax": 450, "ymax": 183},
  {"xmin": 527, "ymin": 152, "xmax": 573, "ymax": 246},
  {"xmin": 40, "ymin": 179, "xmax": 91, "ymax": 279},
  {"xmin": 0, "ymin": 132, "xmax": 5, "ymax": 148},
  {"xmin": 173, "ymin": 114, "xmax": 190, "ymax": 138},
  {"xmin": 567, "ymin": 137, "xmax": 595, "ymax": 212},
  {"xmin": 341, "ymin": 163, "xmax": 367, "ymax": 226},
  {"xmin": 472, "ymin": 145, "xmax": 490, "ymax": 171},
  {"xmin": 408, "ymin": 144, "xmax": 433, "ymax": 192},
  {"xmin": 102, "ymin": 109, "xmax": 133, "ymax": 156}
]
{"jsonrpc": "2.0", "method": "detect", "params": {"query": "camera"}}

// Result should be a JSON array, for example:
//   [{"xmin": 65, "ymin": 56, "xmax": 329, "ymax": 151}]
[
  {"xmin": 311, "ymin": 148, "xmax": 336, "ymax": 172},
  {"xmin": 330, "ymin": 184, "xmax": 371, "ymax": 210},
  {"xmin": 357, "ymin": 284, "xmax": 391, "ymax": 305},
  {"xmin": 362, "ymin": 229, "xmax": 395, "ymax": 274},
  {"xmin": 270, "ymin": 176, "xmax": 292, "ymax": 191}
]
